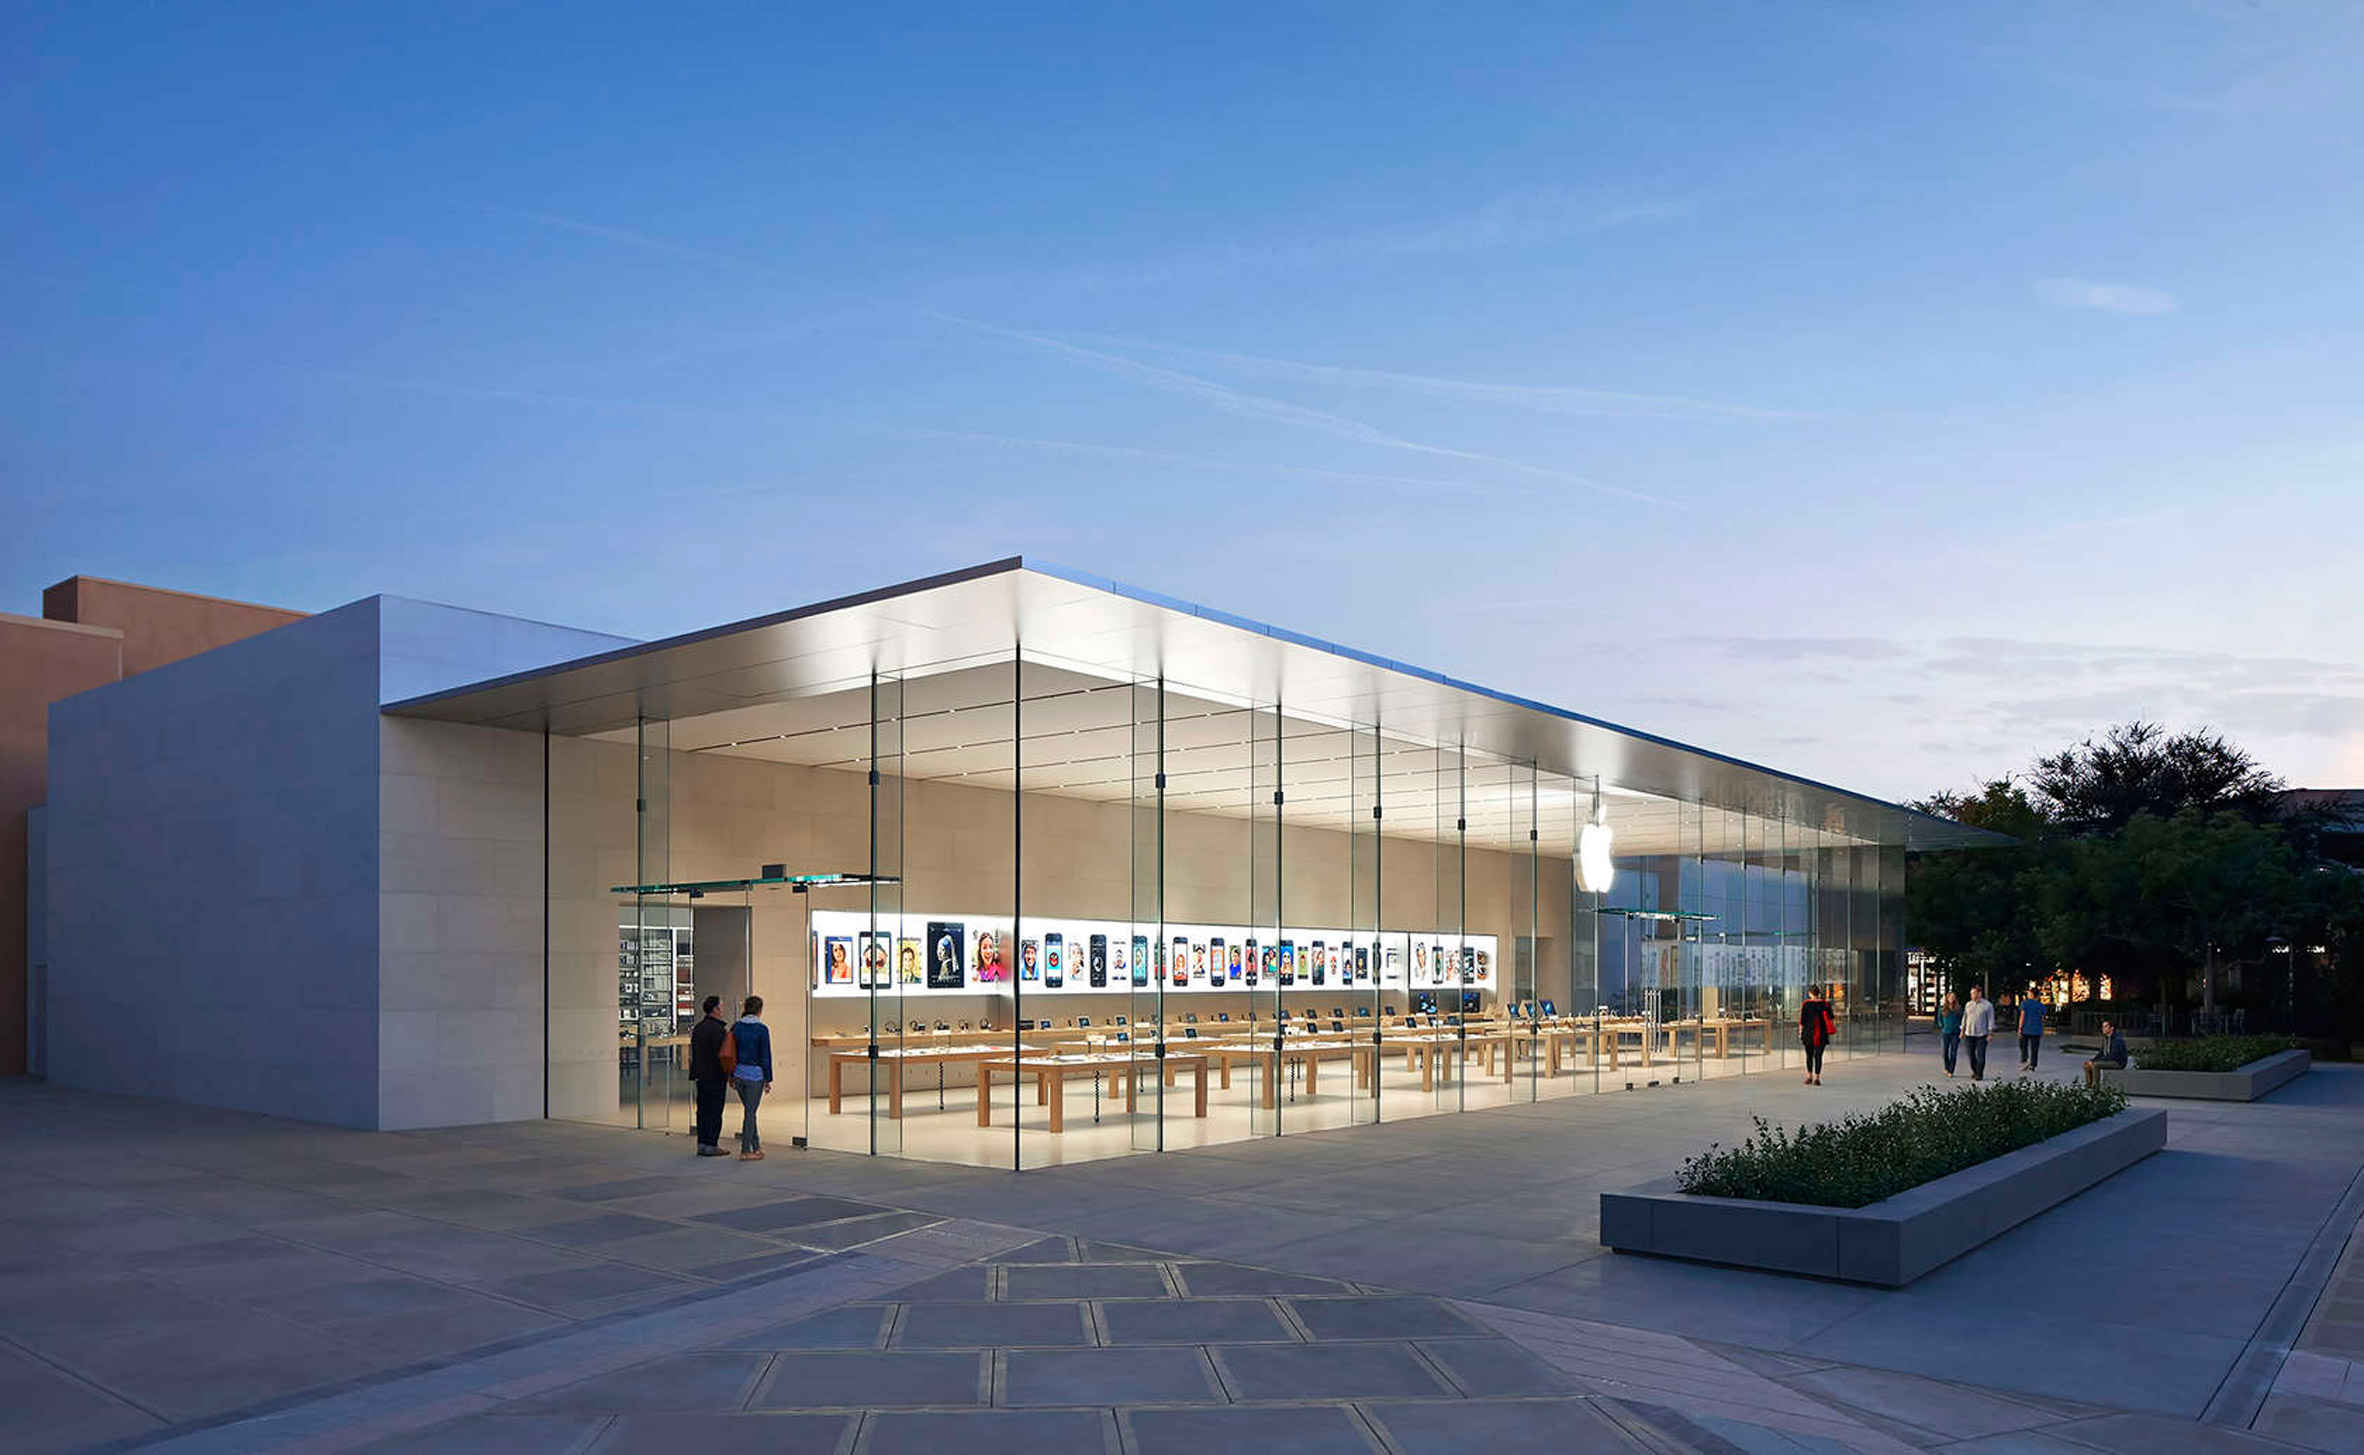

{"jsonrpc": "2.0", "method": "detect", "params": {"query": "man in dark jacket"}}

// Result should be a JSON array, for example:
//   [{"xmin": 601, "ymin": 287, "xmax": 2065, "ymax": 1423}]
[
  {"xmin": 687, "ymin": 995, "xmax": 732, "ymax": 1156},
  {"xmin": 2083, "ymin": 1020, "xmax": 2129, "ymax": 1086}
]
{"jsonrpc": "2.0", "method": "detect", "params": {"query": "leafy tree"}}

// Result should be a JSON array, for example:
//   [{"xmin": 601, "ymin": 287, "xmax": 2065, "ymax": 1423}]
[
  {"xmin": 2028, "ymin": 721, "xmax": 2283, "ymax": 831},
  {"xmin": 1909, "ymin": 722, "xmax": 2362, "ymax": 1034},
  {"xmin": 1905, "ymin": 780, "xmax": 2051, "ymax": 999}
]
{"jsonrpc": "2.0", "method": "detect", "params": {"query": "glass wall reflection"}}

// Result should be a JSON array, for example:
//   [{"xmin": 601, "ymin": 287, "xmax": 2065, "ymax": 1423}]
[{"xmin": 554, "ymin": 651, "xmax": 1907, "ymax": 1169}]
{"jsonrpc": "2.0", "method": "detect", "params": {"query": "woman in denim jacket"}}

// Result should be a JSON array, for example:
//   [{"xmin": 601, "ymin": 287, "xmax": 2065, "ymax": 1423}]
[{"xmin": 730, "ymin": 996, "xmax": 775, "ymax": 1161}]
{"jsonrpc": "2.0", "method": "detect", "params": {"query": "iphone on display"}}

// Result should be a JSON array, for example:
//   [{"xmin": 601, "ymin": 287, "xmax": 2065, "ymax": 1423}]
[
  {"xmin": 1044, "ymin": 932, "xmax": 1064, "ymax": 989},
  {"xmin": 1279, "ymin": 941, "xmax": 1295, "ymax": 986},
  {"xmin": 1172, "ymin": 936, "xmax": 1189, "ymax": 986},
  {"xmin": 1089, "ymin": 933, "xmax": 1108, "ymax": 987},
  {"xmin": 1208, "ymin": 937, "xmax": 1224, "ymax": 985},
  {"xmin": 1309, "ymin": 939, "xmax": 1325, "ymax": 986},
  {"xmin": 1132, "ymin": 935, "xmax": 1150, "ymax": 987},
  {"xmin": 1244, "ymin": 938, "xmax": 1259, "ymax": 988},
  {"xmin": 1021, "ymin": 938, "xmax": 1040, "ymax": 981},
  {"xmin": 1227, "ymin": 943, "xmax": 1242, "ymax": 981}
]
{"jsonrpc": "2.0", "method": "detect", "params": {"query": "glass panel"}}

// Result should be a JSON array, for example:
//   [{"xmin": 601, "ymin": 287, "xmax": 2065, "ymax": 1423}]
[
  {"xmin": 1348, "ymin": 720, "xmax": 1382, "ymax": 1127},
  {"xmin": 1279, "ymin": 717, "xmax": 1355, "ymax": 1135},
  {"xmin": 1248, "ymin": 701, "xmax": 1281, "ymax": 1140},
  {"xmin": 1432, "ymin": 742, "xmax": 1466, "ymax": 1115},
  {"xmin": 867, "ymin": 672, "xmax": 905, "ymax": 1159},
  {"xmin": 632, "ymin": 716, "xmax": 673, "ymax": 1132},
  {"xmin": 1129, "ymin": 678, "xmax": 1164, "ymax": 1153}
]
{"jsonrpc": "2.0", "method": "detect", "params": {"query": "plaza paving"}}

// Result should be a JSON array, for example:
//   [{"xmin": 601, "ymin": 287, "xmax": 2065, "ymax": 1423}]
[{"xmin": 1, "ymin": 1046, "xmax": 2358, "ymax": 1454}]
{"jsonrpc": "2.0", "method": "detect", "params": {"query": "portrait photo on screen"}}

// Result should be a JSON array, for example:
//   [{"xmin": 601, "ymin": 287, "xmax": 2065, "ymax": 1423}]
[
  {"xmin": 926, "ymin": 921, "xmax": 966, "ymax": 990},
  {"xmin": 823, "ymin": 936, "xmax": 855, "ymax": 986}
]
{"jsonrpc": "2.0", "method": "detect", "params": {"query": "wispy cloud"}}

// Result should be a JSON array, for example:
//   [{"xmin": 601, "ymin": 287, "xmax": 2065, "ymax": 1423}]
[
  {"xmin": 881, "ymin": 427, "xmax": 1540, "ymax": 500},
  {"xmin": 1062, "ymin": 334, "xmax": 1807, "ymax": 422},
  {"xmin": 2034, "ymin": 277, "xmax": 2178, "ymax": 315},
  {"xmin": 937, "ymin": 316, "xmax": 1668, "ymax": 505},
  {"xmin": 465, "ymin": 203, "xmax": 776, "ymax": 273},
  {"xmin": 991, "ymin": 185, "xmax": 1696, "ymax": 296}
]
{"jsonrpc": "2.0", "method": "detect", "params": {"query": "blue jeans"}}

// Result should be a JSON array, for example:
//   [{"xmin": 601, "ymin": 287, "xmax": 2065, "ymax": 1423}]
[
  {"xmin": 734, "ymin": 1078, "xmax": 765, "ymax": 1152},
  {"xmin": 1942, "ymin": 1031, "xmax": 1960, "ymax": 1073},
  {"xmin": 1966, "ymin": 1035, "xmax": 1989, "ymax": 1079}
]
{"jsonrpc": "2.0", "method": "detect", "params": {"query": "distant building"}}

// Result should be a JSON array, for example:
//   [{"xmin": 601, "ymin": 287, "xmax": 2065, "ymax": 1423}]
[
  {"xmin": 3, "ymin": 578, "xmax": 305, "ymax": 1076},
  {"xmin": 2277, "ymin": 788, "xmax": 2364, "ymax": 871}
]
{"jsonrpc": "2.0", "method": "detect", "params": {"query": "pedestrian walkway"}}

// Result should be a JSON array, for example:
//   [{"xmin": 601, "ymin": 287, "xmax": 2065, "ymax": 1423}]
[{"xmin": 0, "ymin": 1049, "xmax": 2356, "ymax": 1454}]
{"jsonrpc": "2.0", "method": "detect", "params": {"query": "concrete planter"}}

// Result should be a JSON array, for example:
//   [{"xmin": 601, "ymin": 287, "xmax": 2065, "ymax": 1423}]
[
  {"xmin": 2101, "ymin": 1048, "xmax": 2309, "ymax": 1102},
  {"xmin": 1600, "ymin": 1107, "xmax": 2167, "ymax": 1286}
]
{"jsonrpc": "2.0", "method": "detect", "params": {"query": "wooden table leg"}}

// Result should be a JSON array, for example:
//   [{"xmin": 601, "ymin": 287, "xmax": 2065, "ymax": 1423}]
[
  {"xmin": 1502, "ymin": 1042, "xmax": 1515, "ymax": 1084},
  {"xmin": 888, "ymin": 1061, "xmax": 903, "ymax": 1120},
  {"xmin": 1218, "ymin": 1057, "xmax": 1231, "ymax": 1091},
  {"xmin": 1305, "ymin": 1054, "xmax": 1318, "ymax": 1097},
  {"xmin": 976, "ymin": 1064, "xmax": 993, "ymax": 1126},
  {"xmin": 1048, "ymin": 1071, "xmax": 1064, "ymax": 1133},
  {"xmin": 1262, "ymin": 1058, "xmax": 1277, "ymax": 1110},
  {"xmin": 1124, "ymin": 1068, "xmax": 1137, "ymax": 1114},
  {"xmin": 1421, "ymin": 1050, "xmax": 1434, "ymax": 1093},
  {"xmin": 829, "ymin": 1057, "xmax": 844, "ymax": 1115},
  {"xmin": 1193, "ymin": 1060, "xmax": 1208, "ymax": 1117}
]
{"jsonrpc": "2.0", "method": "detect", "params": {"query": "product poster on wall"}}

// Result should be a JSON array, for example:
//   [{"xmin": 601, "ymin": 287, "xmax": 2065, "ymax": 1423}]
[
  {"xmin": 926, "ymin": 922, "xmax": 966, "ymax": 990},
  {"xmin": 858, "ymin": 931, "xmax": 891, "ymax": 989},
  {"xmin": 807, "ymin": 910, "xmax": 1495, "ymax": 999}
]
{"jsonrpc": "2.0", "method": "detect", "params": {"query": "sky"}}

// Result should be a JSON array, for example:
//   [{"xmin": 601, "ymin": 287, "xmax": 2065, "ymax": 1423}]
[{"xmin": 6, "ymin": 2, "xmax": 2362, "ymax": 802}]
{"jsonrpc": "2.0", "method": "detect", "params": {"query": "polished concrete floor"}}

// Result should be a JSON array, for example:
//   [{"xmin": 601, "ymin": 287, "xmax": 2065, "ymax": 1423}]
[
  {"xmin": 2, "ymin": 1043, "xmax": 2357, "ymax": 1454},
  {"xmin": 592, "ymin": 1034, "xmax": 1814, "ymax": 1169}
]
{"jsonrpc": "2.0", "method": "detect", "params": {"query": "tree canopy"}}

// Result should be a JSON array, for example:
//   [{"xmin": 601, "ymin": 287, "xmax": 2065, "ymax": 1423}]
[{"xmin": 1909, "ymin": 723, "xmax": 2363, "ymax": 1033}]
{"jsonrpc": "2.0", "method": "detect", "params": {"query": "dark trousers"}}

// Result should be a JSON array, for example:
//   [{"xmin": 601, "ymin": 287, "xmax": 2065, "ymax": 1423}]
[
  {"xmin": 1966, "ymin": 1035, "xmax": 1989, "ymax": 1079},
  {"xmin": 1803, "ymin": 1042, "xmax": 1826, "ymax": 1075},
  {"xmin": 2020, "ymin": 1033, "xmax": 2041, "ymax": 1069},
  {"xmin": 1942, "ymin": 1032, "xmax": 1960, "ymax": 1073},
  {"xmin": 693, "ymin": 1077, "xmax": 727, "ymax": 1148}
]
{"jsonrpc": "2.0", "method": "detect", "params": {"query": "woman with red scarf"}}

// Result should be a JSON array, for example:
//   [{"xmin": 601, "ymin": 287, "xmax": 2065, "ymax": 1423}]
[{"xmin": 1799, "ymin": 986, "xmax": 1837, "ymax": 1086}]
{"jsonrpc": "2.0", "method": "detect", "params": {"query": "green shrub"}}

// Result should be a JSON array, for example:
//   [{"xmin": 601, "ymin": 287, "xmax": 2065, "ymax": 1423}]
[
  {"xmin": 1674, "ymin": 1080, "xmax": 2128, "ymax": 1208},
  {"xmin": 2133, "ymin": 1035, "xmax": 2299, "ymax": 1073}
]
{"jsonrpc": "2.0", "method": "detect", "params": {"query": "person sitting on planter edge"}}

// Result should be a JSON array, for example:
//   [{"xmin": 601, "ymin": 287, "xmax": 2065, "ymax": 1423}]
[{"xmin": 2083, "ymin": 1021, "xmax": 2129, "ymax": 1086}]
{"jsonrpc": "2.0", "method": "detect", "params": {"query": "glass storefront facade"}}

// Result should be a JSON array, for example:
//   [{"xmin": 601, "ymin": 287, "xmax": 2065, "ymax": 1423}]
[{"xmin": 566, "ymin": 642, "xmax": 1909, "ymax": 1169}]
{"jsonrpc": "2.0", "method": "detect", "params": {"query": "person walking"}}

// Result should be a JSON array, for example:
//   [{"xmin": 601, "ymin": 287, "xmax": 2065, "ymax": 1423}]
[
  {"xmin": 730, "ymin": 995, "xmax": 775, "ymax": 1161},
  {"xmin": 2083, "ymin": 1019, "xmax": 2129, "ymax": 1085},
  {"xmin": 1938, "ymin": 992, "xmax": 1963, "ymax": 1077},
  {"xmin": 687, "ymin": 995, "xmax": 732, "ymax": 1158},
  {"xmin": 1961, "ymin": 985, "xmax": 1995, "ymax": 1081},
  {"xmin": 2017, "ymin": 993, "xmax": 2045, "ymax": 1073},
  {"xmin": 1799, "ymin": 985, "xmax": 1836, "ymax": 1086}
]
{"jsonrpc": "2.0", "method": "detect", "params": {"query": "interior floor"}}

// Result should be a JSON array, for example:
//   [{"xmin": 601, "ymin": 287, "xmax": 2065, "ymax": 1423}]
[{"xmin": 579, "ymin": 1039, "xmax": 1864, "ymax": 1169}]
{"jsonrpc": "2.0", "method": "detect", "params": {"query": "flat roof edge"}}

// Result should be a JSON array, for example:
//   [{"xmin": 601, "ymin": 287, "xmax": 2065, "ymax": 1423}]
[
  {"xmin": 382, "ymin": 557, "xmax": 1028, "ymax": 713},
  {"xmin": 1021, "ymin": 559, "xmax": 1991, "ymax": 844}
]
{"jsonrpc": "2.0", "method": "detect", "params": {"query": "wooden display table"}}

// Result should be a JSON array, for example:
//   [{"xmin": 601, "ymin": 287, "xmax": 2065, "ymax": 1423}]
[
  {"xmin": 1396, "ymin": 1029, "xmax": 1520, "ymax": 1089},
  {"xmin": 977, "ymin": 1052, "xmax": 1209, "ymax": 1132},
  {"xmin": 1187, "ymin": 1036, "xmax": 1378, "ymax": 1109},
  {"xmin": 826, "ymin": 1045, "xmax": 1011, "ymax": 1119}
]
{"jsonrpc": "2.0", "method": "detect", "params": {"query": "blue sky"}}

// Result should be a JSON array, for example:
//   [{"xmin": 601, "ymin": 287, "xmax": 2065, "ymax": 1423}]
[{"xmin": 7, "ymin": 3, "xmax": 2361, "ymax": 799}]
